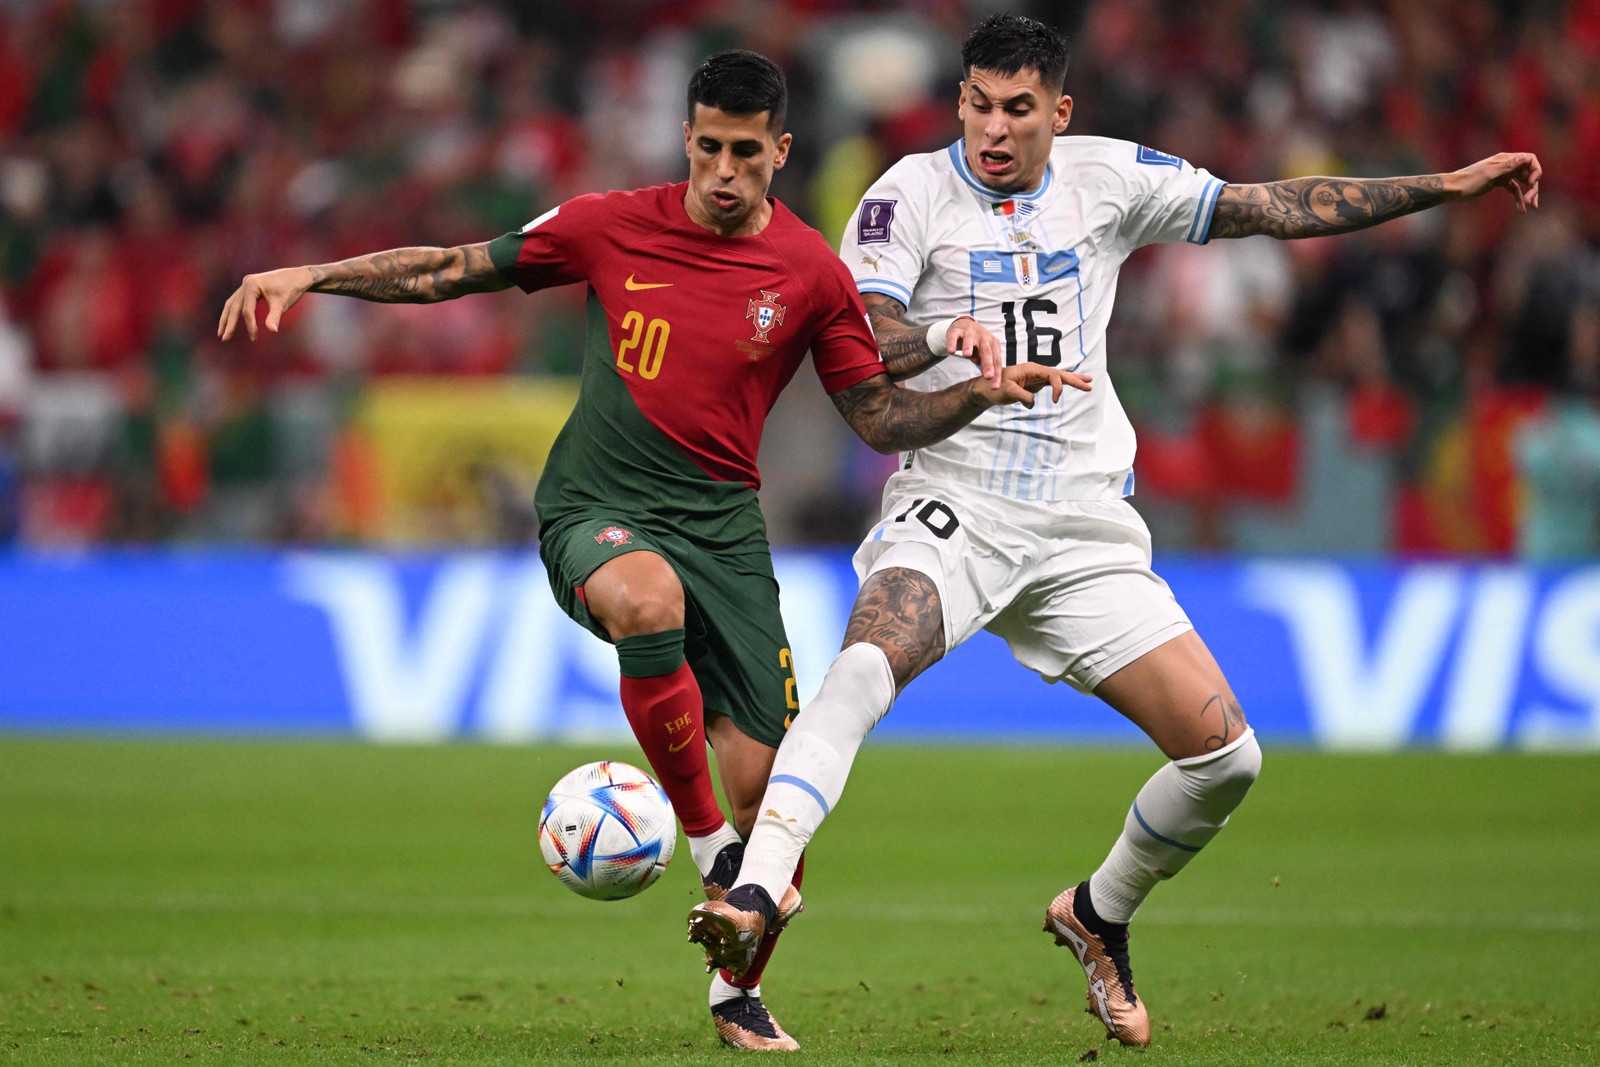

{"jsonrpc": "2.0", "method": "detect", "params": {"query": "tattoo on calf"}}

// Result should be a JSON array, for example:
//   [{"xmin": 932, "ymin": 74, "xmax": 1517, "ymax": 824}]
[
  {"xmin": 1209, "ymin": 176, "xmax": 1447, "ymax": 241},
  {"xmin": 1200, "ymin": 693, "xmax": 1247, "ymax": 752},
  {"xmin": 843, "ymin": 568, "xmax": 946, "ymax": 689}
]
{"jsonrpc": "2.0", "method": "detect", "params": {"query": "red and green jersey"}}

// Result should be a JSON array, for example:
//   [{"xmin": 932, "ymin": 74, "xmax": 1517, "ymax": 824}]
[{"xmin": 488, "ymin": 182, "xmax": 884, "ymax": 551}]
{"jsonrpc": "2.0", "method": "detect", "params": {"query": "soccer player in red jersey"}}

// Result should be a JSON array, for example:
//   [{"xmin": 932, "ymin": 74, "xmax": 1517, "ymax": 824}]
[{"xmin": 219, "ymin": 50, "xmax": 1085, "ymax": 1050}]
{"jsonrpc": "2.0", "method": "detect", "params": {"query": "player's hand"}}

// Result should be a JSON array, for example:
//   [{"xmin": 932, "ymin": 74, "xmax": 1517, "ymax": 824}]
[
  {"xmin": 1449, "ymin": 152, "xmax": 1541, "ymax": 213},
  {"xmin": 217, "ymin": 266, "xmax": 316, "ymax": 341},
  {"xmin": 943, "ymin": 316, "xmax": 1003, "ymax": 388},
  {"xmin": 978, "ymin": 362, "xmax": 1092, "ymax": 409}
]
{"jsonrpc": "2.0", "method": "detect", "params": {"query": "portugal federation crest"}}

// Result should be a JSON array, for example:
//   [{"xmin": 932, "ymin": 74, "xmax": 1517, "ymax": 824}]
[
  {"xmin": 595, "ymin": 526, "xmax": 633, "ymax": 547},
  {"xmin": 745, "ymin": 290, "xmax": 787, "ymax": 344}
]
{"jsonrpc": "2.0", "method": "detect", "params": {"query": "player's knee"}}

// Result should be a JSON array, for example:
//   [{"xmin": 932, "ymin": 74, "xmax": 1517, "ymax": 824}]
[
  {"xmin": 1175, "ymin": 728, "xmax": 1261, "ymax": 814},
  {"xmin": 1219, "ymin": 731, "xmax": 1262, "ymax": 805},
  {"xmin": 584, "ymin": 553, "xmax": 684, "ymax": 638},
  {"xmin": 606, "ymin": 596, "xmax": 684, "ymax": 638}
]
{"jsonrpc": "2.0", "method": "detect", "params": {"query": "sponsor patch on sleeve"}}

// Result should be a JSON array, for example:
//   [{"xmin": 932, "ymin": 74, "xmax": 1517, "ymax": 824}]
[
  {"xmin": 856, "ymin": 199, "xmax": 896, "ymax": 244},
  {"xmin": 1135, "ymin": 145, "xmax": 1185, "ymax": 169}
]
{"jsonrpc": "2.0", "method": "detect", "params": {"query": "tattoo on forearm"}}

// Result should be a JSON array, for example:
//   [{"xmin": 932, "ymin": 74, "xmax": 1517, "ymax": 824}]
[
  {"xmin": 866, "ymin": 296, "xmax": 943, "ymax": 380},
  {"xmin": 830, "ymin": 374, "xmax": 988, "ymax": 453},
  {"xmin": 1209, "ymin": 176, "xmax": 1448, "ymax": 240},
  {"xmin": 307, "ymin": 242, "xmax": 507, "ymax": 302},
  {"xmin": 1200, "ymin": 693, "xmax": 1248, "ymax": 751},
  {"xmin": 844, "ymin": 568, "xmax": 946, "ymax": 689}
]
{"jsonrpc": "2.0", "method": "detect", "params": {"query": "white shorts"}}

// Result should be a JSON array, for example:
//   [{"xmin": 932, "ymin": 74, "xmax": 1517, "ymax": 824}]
[{"xmin": 851, "ymin": 473, "xmax": 1192, "ymax": 693}]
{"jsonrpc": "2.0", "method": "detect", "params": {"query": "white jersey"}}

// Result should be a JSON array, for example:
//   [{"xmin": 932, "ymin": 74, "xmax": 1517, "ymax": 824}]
[{"xmin": 841, "ymin": 136, "xmax": 1226, "ymax": 501}]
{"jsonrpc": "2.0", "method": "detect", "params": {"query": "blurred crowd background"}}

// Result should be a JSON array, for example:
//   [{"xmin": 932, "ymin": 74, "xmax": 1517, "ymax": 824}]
[{"xmin": 1, "ymin": 0, "xmax": 1597, "ymax": 556}]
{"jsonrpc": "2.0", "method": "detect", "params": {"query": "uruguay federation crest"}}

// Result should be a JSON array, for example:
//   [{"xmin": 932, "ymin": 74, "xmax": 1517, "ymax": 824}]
[
  {"xmin": 1015, "ymin": 252, "xmax": 1038, "ymax": 292},
  {"xmin": 746, "ymin": 290, "xmax": 787, "ymax": 344}
]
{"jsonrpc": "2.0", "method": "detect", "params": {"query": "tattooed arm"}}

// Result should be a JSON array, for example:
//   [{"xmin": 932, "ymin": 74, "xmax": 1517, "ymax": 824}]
[
  {"xmin": 865, "ymin": 293, "xmax": 1003, "ymax": 386},
  {"xmin": 1207, "ymin": 151, "xmax": 1542, "ymax": 241},
  {"xmin": 218, "ymin": 243, "xmax": 510, "ymax": 341},
  {"xmin": 830, "ymin": 364, "xmax": 1091, "ymax": 454}
]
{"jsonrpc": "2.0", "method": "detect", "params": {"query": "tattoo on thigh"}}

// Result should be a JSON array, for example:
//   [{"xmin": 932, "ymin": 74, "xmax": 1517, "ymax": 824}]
[
  {"xmin": 844, "ymin": 568, "xmax": 946, "ymax": 689},
  {"xmin": 1200, "ymin": 693, "xmax": 1247, "ymax": 752}
]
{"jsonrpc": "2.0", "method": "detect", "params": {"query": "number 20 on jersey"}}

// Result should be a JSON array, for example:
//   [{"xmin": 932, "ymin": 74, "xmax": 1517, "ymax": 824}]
[{"xmin": 616, "ymin": 311, "xmax": 669, "ymax": 380}]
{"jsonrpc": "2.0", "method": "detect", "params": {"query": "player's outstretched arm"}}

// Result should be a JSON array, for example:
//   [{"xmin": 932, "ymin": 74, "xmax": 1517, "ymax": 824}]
[
  {"xmin": 830, "ymin": 363, "xmax": 1091, "ymax": 454},
  {"xmin": 864, "ymin": 293, "xmax": 1002, "ymax": 387},
  {"xmin": 217, "ymin": 242, "xmax": 510, "ymax": 341},
  {"xmin": 1207, "ymin": 152, "xmax": 1542, "ymax": 241}
]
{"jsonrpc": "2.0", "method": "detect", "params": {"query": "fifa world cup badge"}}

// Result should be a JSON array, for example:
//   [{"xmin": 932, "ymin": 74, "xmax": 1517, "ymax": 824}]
[
  {"xmin": 745, "ymin": 290, "xmax": 787, "ymax": 344},
  {"xmin": 595, "ymin": 526, "xmax": 633, "ymax": 546}
]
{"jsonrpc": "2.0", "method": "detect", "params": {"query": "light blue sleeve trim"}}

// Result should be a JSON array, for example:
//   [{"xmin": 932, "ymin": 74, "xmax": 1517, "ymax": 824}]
[
  {"xmin": 1187, "ymin": 178, "xmax": 1226, "ymax": 244},
  {"xmin": 857, "ymin": 278, "xmax": 914, "ymax": 305}
]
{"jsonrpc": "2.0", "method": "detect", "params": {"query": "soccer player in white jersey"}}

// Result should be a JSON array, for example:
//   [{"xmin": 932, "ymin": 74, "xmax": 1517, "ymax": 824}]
[{"xmin": 688, "ymin": 13, "xmax": 1543, "ymax": 1048}]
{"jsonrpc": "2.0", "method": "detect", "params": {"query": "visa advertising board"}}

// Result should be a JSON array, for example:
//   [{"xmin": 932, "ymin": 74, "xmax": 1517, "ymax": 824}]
[{"xmin": 0, "ymin": 553, "xmax": 1596, "ymax": 749}]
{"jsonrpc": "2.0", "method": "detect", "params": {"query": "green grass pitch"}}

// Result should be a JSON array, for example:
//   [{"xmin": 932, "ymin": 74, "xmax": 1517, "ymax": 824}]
[{"xmin": 1, "ymin": 739, "xmax": 1596, "ymax": 1065}]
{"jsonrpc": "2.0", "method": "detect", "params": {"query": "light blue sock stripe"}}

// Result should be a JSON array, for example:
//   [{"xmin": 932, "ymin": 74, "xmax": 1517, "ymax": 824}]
[
  {"xmin": 770, "ymin": 774, "xmax": 830, "ymax": 816},
  {"xmin": 1131, "ymin": 801, "xmax": 1202, "ymax": 853}
]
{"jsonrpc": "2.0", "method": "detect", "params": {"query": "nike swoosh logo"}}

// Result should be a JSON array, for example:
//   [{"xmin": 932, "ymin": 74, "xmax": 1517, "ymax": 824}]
[
  {"xmin": 625, "ymin": 274, "xmax": 673, "ymax": 290},
  {"xmin": 783, "ymin": 714, "xmax": 793, "ymax": 730},
  {"xmin": 667, "ymin": 730, "xmax": 698, "ymax": 753}
]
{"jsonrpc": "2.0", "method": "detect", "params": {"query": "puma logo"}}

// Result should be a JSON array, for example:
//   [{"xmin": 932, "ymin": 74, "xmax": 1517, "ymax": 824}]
[{"xmin": 762, "ymin": 808, "xmax": 797, "ymax": 823}]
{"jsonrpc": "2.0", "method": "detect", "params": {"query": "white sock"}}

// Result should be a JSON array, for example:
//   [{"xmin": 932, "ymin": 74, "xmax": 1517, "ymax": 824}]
[
  {"xmin": 687, "ymin": 821, "xmax": 743, "ymax": 880},
  {"xmin": 709, "ymin": 971, "xmax": 755, "ymax": 1006},
  {"xmin": 735, "ymin": 643, "xmax": 896, "ymax": 904},
  {"xmin": 1089, "ymin": 728, "xmax": 1263, "ymax": 924}
]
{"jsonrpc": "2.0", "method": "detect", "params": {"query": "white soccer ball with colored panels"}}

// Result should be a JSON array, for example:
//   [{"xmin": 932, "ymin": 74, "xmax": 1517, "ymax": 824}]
[{"xmin": 539, "ymin": 761, "xmax": 676, "ymax": 901}]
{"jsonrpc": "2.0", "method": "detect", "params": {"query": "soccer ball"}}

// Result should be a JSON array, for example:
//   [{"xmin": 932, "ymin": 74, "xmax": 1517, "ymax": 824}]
[{"xmin": 538, "ymin": 761, "xmax": 676, "ymax": 901}]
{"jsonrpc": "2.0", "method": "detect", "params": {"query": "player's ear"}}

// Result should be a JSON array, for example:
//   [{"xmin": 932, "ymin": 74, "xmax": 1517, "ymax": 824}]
[
  {"xmin": 1053, "ymin": 95, "xmax": 1073, "ymax": 135},
  {"xmin": 772, "ymin": 132, "xmax": 792, "ymax": 170},
  {"xmin": 683, "ymin": 121, "xmax": 693, "ymax": 158},
  {"xmin": 957, "ymin": 79, "xmax": 969, "ymax": 120}
]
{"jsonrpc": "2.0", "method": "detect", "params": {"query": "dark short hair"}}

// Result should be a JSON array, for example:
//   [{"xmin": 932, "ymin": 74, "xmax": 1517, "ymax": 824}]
[
  {"xmin": 686, "ymin": 50, "xmax": 787, "ymax": 133},
  {"xmin": 961, "ymin": 13, "xmax": 1069, "ymax": 91}
]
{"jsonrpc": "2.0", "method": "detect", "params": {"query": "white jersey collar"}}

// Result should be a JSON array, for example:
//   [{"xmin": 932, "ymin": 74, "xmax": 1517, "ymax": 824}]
[{"xmin": 947, "ymin": 139, "xmax": 1053, "ymax": 202}]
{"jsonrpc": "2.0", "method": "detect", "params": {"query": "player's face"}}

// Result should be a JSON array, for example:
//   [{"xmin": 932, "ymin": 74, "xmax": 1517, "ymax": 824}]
[
  {"xmin": 958, "ymin": 67, "xmax": 1072, "ymax": 194},
  {"xmin": 683, "ymin": 105, "xmax": 792, "ymax": 237}
]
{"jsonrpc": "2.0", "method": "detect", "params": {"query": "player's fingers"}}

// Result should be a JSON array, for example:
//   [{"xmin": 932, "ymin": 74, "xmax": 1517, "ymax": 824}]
[
  {"xmin": 1004, "ymin": 380, "xmax": 1035, "ymax": 408},
  {"xmin": 265, "ymin": 296, "xmax": 284, "ymax": 334},
  {"xmin": 217, "ymin": 291, "xmax": 237, "ymax": 340},
  {"xmin": 1069, "ymin": 372, "xmax": 1093, "ymax": 392},
  {"xmin": 243, "ymin": 289, "xmax": 259, "ymax": 341},
  {"xmin": 980, "ymin": 336, "xmax": 1002, "ymax": 387},
  {"xmin": 952, "ymin": 325, "xmax": 974, "ymax": 360}
]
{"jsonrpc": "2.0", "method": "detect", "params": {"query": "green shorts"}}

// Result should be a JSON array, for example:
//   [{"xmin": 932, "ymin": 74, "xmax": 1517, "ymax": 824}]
[{"xmin": 539, "ymin": 513, "xmax": 799, "ymax": 749}]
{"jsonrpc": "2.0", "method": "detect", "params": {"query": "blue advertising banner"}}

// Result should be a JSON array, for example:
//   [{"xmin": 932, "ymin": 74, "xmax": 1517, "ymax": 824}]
[{"xmin": 0, "ymin": 552, "xmax": 1597, "ymax": 748}]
